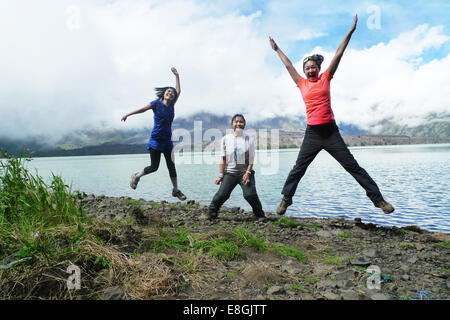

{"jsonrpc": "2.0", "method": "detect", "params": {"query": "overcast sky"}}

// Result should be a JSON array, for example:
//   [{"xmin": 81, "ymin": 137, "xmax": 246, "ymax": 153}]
[{"xmin": 1, "ymin": 0, "xmax": 450, "ymax": 139}]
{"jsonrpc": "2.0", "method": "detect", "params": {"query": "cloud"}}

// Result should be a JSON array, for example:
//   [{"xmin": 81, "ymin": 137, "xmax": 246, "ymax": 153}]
[
  {"xmin": 318, "ymin": 24, "xmax": 450, "ymax": 130},
  {"xmin": 0, "ymin": 0, "xmax": 449, "ymax": 141}
]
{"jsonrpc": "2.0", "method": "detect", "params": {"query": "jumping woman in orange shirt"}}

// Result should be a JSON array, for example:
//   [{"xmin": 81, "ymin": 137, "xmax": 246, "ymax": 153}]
[{"xmin": 270, "ymin": 15, "xmax": 394, "ymax": 215}]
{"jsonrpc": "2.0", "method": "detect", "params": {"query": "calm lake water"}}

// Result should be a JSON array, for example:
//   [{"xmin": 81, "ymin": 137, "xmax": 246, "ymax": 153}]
[{"xmin": 25, "ymin": 143, "xmax": 450, "ymax": 233}]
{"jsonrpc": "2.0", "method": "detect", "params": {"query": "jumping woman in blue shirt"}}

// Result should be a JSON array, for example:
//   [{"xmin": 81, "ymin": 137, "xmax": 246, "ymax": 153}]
[{"xmin": 121, "ymin": 67, "xmax": 186, "ymax": 201}]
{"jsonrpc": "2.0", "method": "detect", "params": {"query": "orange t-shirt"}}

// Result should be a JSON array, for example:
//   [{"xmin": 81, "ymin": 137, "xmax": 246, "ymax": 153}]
[{"xmin": 297, "ymin": 69, "xmax": 334, "ymax": 125}]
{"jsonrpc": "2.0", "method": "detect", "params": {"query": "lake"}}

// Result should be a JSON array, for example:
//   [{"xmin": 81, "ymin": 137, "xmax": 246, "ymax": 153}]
[{"xmin": 25, "ymin": 143, "xmax": 450, "ymax": 233}]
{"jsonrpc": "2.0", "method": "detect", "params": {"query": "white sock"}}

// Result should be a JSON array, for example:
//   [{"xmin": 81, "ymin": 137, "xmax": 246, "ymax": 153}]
[{"xmin": 136, "ymin": 171, "xmax": 144, "ymax": 179}]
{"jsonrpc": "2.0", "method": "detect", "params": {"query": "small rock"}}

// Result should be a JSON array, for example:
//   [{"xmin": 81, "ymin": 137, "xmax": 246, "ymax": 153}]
[
  {"xmin": 401, "ymin": 275, "xmax": 410, "ymax": 281},
  {"xmin": 363, "ymin": 249, "xmax": 378, "ymax": 258},
  {"xmin": 267, "ymin": 286, "xmax": 285, "ymax": 295},
  {"xmin": 407, "ymin": 256, "xmax": 418, "ymax": 264},
  {"xmin": 315, "ymin": 280, "xmax": 336, "ymax": 290},
  {"xmin": 336, "ymin": 280, "xmax": 353, "ymax": 289},
  {"xmin": 317, "ymin": 230, "xmax": 333, "ymax": 238},
  {"xmin": 300, "ymin": 293, "xmax": 315, "ymax": 300},
  {"xmin": 339, "ymin": 289, "xmax": 362, "ymax": 300},
  {"xmin": 350, "ymin": 257, "xmax": 371, "ymax": 267},
  {"xmin": 370, "ymin": 293, "xmax": 392, "ymax": 300},
  {"xmin": 322, "ymin": 291, "xmax": 340, "ymax": 300},
  {"xmin": 400, "ymin": 264, "xmax": 410, "ymax": 273},
  {"xmin": 102, "ymin": 286, "xmax": 125, "ymax": 300},
  {"xmin": 334, "ymin": 270, "xmax": 356, "ymax": 281},
  {"xmin": 286, "ymin": 290, "xmax": 296, "ymax": 296},
  {"xmin": 415, "ymin": 243, "xmax": 424, "ymax": 251}
]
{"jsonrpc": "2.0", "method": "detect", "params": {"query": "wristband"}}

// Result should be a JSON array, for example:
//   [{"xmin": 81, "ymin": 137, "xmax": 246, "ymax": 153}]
[{"xmin": 218, "ymin": 173, "xmax": 224, "ymax": 178}]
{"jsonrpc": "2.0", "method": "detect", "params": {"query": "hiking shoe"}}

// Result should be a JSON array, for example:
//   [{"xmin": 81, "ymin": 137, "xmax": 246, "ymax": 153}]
[
  {"xmin": 130, "ymin": 173, "xmax": 140, "ymax": 190},
  {"xmin": 254, "ymin": 211, "xmax": 266, "ymax": 219},
  {"xmin": 172, "ymin": 189, "xmax": 187, "ymax": 201},
  {"xmin": 375, "ymin": 200, "xmax": 395, "ymax": 214},
  {"xmin": 276, "ymin": 196, "xmax": 292, "ymax": 215}
]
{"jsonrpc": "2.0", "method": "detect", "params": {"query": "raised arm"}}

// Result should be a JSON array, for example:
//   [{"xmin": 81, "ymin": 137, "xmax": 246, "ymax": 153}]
[
  {"xmin": 269, "ymin": 37, "xmax": 301, "ymax": 84},
  {"xmin": 121, "ymin": 104, "xmax": 152, "ymax": 122},
  {"xmin": 327, "ymin": 14, "xmax": 358, "ymax": 76},
  {"xmin": 171, "ymin": 67, "xmax": 181, "ymax": 99}
]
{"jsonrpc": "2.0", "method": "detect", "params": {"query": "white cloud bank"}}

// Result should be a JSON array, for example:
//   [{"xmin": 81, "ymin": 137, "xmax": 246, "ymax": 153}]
[{"xmin": 0, "ymin": 0, "xmax": 449, "ymax": 140}]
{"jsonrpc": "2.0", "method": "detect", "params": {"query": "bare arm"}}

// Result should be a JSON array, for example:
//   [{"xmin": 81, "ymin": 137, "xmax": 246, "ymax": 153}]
[
  {"xmin": 327, "ymin": 14, "xmax": 358, "ymax": 76},
  {"xmin": 215, "ymin": 156, "xmax": 226, "ymax": 185},
  {"xmin": 269, "ymin": 36, "xmax": 301, "ymax": 84},
  {"xmin": 171, "ymin": 67, "xmax": 181, "ymax": 101},
  {"xmin": 242, "ymin": 136, "xmax": 255, "ymax": 185},
  {"xmin": 121, "ymin": 104, "xmax": 152, "ymax": 122}
]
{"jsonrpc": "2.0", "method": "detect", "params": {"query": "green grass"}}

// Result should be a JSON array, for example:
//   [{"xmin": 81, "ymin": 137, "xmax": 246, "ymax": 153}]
[
  {"xmin": 337, "ymin": 232, "xmax": 353, "ymax": 238},
  {"xmin": 435, "ymin": 242, "xmax": 450, "ymax": 249},
  {"xmin": 269, "ymin": 244, "xmax": 307, "ymax": 262},
  {"xmin": 150, "ymin": 225, "xmax": 307, "ymax": 263},
  {"xmin": 272, "ymin": 217, "xmax": 301, "ymax": 228},
  {"xmin": 290, "ymin": 282, "xmax": 304, "ymax": 293},
  {"xmin": 272, "ymin": 218, "xmax": 320, "ymax": 230},
  {"xmin": 323, "ymin": 254, "xmax": 348, "ymax": 265},
  {"xmin": 304, "ymin": 275, "xmax": 320, "ymax": 284},
  {"xmin": 125, "ymin": 199, "xmax": 143, "ymax": 206},
  {"xmin": 400, "ymin": 243, "xmax": 413, "ymax": 250},
  {"xmin": 0, "ymin": 152, "xmax": 89, "ymax": 261}
]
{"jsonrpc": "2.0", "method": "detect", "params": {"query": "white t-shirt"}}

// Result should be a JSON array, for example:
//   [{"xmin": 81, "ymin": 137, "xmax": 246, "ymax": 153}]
[{"xmin": 221, "ymin": 132, "xmax": 255, "ymax": 174}]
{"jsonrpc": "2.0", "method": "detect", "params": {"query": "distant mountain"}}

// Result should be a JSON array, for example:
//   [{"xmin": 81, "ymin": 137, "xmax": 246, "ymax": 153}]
[
  {"xmin": 378, "ymin": 121, "xmax": 450, "ymax": 138},
  {"xmin": 1, "ymin": 112, "xmax": 449, "ymax": 157}
]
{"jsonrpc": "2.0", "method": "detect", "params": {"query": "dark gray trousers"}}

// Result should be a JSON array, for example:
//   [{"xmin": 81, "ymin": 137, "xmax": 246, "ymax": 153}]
[
  {"xmin": 208, "ymin": 171, "xmax": 264, "ymax": 217},
  {"xmin": 281, "ymin": 122, "xmax": 384, "ymax": 205}
]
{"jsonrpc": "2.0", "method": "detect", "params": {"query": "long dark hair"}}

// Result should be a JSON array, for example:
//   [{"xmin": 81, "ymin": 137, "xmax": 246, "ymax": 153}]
[{"xmin": 154, "ymin": 87, "xmax": 178, "ymax": 105}]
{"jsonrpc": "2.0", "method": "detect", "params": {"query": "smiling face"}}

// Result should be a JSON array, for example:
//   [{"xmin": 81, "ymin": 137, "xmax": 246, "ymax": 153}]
[
  {"xmin": 304, "ymin": 60, "xmax": 320, "ymax": 81},
  {"xmin": 232, "ymin": 116, "xmax": 246, "ymax": 133},
  {"xmin": 164, "ymin": 88, "xmax": 176, "ymax": 102}
]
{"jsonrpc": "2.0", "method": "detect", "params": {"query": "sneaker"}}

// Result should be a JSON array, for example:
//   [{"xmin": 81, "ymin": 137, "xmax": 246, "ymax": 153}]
[
  {"xmin": 276, "ymin": 196, "xmax": 292, "ymax": 215},
  {"xmin": 130, "ymin": 173, "xmax": 140, "ymax": 190},
  {"xmin": 375, "ymin": 200, "xmax": 395, "ymax": 214},
  {"xmin": 172, "ymin": 189, "xmax": 187, "ymax": 201},
  {"xmin": 254, "ymin": 211, "xmax": 266, "ymax": 219}
]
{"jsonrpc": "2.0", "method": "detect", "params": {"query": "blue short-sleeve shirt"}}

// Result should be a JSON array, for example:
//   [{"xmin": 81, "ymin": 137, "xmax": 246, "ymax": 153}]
[{"xmin": 147, "ymin": 99, "xmax": 175, "ymax": 152}]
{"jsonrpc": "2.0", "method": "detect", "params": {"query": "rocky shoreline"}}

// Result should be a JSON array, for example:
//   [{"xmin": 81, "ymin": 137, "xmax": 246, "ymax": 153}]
[{"xmin": 78, "ymin": 193, "xmax": 449, "ymax": 300}]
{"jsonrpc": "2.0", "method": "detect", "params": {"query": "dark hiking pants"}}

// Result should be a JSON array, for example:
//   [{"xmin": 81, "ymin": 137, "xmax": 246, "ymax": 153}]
[
  {"xmin": 281, "ymin": 121, "xmax": 384, "ymax": 205},
  {"xmin": 208, "ymin": 171, "xmax": 264, "ymax": 217}
]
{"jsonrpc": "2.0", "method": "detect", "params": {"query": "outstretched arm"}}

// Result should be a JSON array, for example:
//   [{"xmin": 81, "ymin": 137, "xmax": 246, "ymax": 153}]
[
  {"xmin": 171, "ymin": 67, "xmax": 181, "ymax": 101},
  {"xmin": 269, "ymin": 37, "xmax": 301, "ymax": 84},
  {"xmin": 121, "ymin": 104, "xmax": 151, "ymax": 122},
  {"xmin": 327, "ymin": 14, "xmax": 358, "ymax": 76}
]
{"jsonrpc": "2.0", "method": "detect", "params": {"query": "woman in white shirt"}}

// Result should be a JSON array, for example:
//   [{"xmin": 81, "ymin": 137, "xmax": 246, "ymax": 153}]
[{"xmin": 205, "ymin": 114, "xmax": 265, "ymax": 219}]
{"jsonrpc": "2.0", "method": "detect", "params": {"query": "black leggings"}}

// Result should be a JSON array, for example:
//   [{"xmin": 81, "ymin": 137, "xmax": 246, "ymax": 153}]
[
  {"xmin": 144, "ymin": 148, "xmax": 177, "ymax": 178},
  {"xmin": 281, "ymin": 121, "xmax": 384, "ymax": 205}
]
